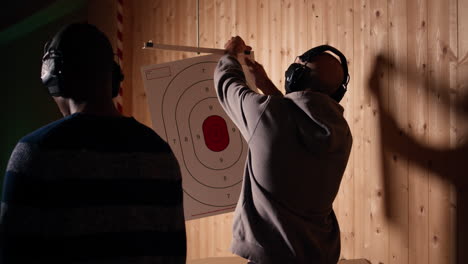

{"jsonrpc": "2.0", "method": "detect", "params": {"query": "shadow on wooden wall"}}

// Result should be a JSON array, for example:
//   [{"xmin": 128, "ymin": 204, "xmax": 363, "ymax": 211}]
[{"xmin": 369, "ymin": 55, "xmax": 467, "ymax": 263}]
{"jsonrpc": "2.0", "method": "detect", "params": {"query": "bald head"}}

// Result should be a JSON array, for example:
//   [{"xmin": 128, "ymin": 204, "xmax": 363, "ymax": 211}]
[{"xmin": 296, "ymin": 53, "xmax": 345, "ymax": 95}]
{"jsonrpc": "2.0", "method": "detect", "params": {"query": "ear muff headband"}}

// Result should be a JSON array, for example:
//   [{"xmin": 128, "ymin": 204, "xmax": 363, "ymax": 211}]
[
  {"xmin": 285, "ymin": 45, "xmax": 350, "ymax": 102},
  {"xmin": 41, "ymin": 32, "xmax": 68, "ymax": 97}
]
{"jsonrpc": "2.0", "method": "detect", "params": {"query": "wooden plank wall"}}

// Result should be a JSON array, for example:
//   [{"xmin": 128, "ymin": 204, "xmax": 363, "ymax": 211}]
[{"xmin": 90, "ymin": 0, "xmax": 468, "ymax": 263}]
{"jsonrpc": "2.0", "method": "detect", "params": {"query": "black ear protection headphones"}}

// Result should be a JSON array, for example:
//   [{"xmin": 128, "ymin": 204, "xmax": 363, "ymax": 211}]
[
  {"xmin": 284, "ymin": 45, "xmax": 350, "ymax": 102},
  {"xmin": 41, "ymin": 29, "xmax": 124, "ymax": 98}
]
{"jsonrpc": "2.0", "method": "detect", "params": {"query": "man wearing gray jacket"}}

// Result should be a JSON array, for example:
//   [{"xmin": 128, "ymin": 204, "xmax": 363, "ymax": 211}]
[{"xmin": 214, "ymin": 36, "xmax": 352, "ymax": 264}]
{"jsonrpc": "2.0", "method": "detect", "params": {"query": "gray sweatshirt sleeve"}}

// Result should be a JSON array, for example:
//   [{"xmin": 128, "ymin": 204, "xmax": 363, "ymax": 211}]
[{"xmin": 214, "ymin": 55, "xmax": 270, "ymax": 141}]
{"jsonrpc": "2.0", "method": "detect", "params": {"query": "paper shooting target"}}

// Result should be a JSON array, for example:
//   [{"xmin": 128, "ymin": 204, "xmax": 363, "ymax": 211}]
[{"xmin": 141, "ymin": 54, "xmax": 253, "ymax": 220}]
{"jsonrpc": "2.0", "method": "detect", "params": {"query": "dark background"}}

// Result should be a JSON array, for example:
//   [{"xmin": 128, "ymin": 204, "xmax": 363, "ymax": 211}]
[{"xmin": 0, "ymin": 0, "xmax": 88, "ymax": 193}]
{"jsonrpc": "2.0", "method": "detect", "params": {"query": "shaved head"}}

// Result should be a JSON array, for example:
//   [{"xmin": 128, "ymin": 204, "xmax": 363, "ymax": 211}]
[{"xmin": 296, "ymin": 53, "xmax": 345, "ymax": 95}]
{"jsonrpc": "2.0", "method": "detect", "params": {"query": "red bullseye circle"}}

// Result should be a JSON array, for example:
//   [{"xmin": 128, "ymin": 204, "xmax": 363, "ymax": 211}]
[{"xmin": 202, "ymin": 115, "xmax": 230, "ymax": 152}]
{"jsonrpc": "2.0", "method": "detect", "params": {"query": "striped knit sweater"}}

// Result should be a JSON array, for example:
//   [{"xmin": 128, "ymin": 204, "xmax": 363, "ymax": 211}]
[{"xmin": 0, "ymin": 113, "xmax": 186, "ymax": 263}]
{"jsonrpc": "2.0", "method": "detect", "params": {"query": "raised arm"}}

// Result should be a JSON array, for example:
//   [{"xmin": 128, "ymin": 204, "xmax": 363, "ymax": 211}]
[{"xmin": 214, "ymin": 36, "xmax": 272, "ymax": 140}]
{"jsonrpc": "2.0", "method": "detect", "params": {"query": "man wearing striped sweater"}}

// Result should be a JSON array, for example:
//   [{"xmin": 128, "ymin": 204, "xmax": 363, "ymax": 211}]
[{"xmin": 0, "ymin": 23, "xmax": 186, "ymax": 263}]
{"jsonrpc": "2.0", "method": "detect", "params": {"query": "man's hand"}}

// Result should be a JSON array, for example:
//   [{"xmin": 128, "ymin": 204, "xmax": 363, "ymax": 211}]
[{"xmin": 224, "ymin": 36, "xmax": 252, "ymax": 58}]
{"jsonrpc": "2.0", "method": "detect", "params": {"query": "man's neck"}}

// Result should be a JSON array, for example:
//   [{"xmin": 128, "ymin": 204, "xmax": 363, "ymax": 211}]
[{"xmin": 69, "ymin": 99, "xmax": 121, "ymax": 117}]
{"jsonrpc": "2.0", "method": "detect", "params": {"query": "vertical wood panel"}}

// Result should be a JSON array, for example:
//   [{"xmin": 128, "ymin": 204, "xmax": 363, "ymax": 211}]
[
  {"xmin": 280, "ymin": 0, "xmax": 308, "ymax": 62},
  {"xmin": 427, "ymin": 0, "xmax": 456, "ymax": 263},
  {"xmin": 267, "ymin": 0, "xmax": 283, "ymax": 90},
  {"xmin": 122, "ymin": 0, "xmax": 134, "ymax": 117},
  {"xmin": 214, "ymin": 0, "xmax": 235, "ymax": 49},
  {"xmin": 387, "ymin": 0, "xmax": 409, "ymax": 263},
  {"xmin": 199, "ymin": 0, "xmax": 215, "ymax": 48},
  {"xmin": 337, "ymin": 1, "xmax": 355, "ymax": 259},
  {"xmin": 352, "ymin": 0, "xmax": 371, "ymax": 260},
  {"xmin": 131, "ymin": 0, "xmax": 154, "ymax": 126},
  {"xmin": 407, "ymin": 0, "xmax": 430, "ymax": 263},
  {"xmin": 447, "ymin": 0, "xmax": 458, "ymax": 259},
  {"xmin": 368, "ymin": 1, "xmax": 389, "ymax": 263},
  {"xmin": 309, "ymin": 0, "xmax": 324, "ymax": 46},
  {"xmin": 457, "ymin": 1, "xmax": 468, "ymax": 262},
  {"xmin": 256, "ymin": 0, "xmax": 271, "ymax": 74}
]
